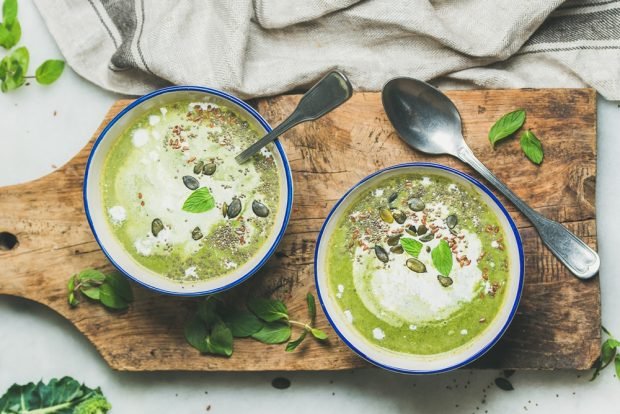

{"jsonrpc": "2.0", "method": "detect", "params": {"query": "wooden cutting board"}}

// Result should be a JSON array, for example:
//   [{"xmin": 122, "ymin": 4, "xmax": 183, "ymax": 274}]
[{"xmin": 0, "ymin": 89, "xmax": 600, "ymax": 371}]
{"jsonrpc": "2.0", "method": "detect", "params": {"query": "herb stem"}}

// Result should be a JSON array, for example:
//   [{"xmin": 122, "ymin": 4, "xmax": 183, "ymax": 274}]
[{"xmin": 288, "ymin": 320, "xmax": 311, "ymax": 331}]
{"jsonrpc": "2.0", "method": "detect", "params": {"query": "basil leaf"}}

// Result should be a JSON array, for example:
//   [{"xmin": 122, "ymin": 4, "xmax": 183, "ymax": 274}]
[
  {"xmin": 98, "ymin": 283, "xmax": 129, "ymax": 310},
  {"xmin": 310, "ymin": 328, "xmax": 328, "ymax": 340},
  {"xmin": 307, "ymin": 293, "xmax": 316, "ymax": 323},
  {"xmin": 431, "ymin": 240, "xmax": 453, "ymax": 277},
  {"xmin": 35, "ymin": 59, "xmax": 65, "ymax": 85},
  {"xmin": 2, "ymin": 0, "xmax": 17, "ymax": 26},
  {"xmin": 77, "ymin": 269, "xmax": 106, "ymax": 284},
  {"xmin": 205, "ymin": 321, "xmax": 233, "ymax": 356},
  {"xmin": 0, "ymin": 377, "xmax": 110, "ymax": 414},
  {"xmin": 248, "ymin": 297, "xmax": 289, "ymax": 322},
  {"xmin": 184, "ymin": 315, "xmax": 209, "ymax": 353},
  {"xmin": 104, "ymin": 272, "xmax": 133, "ymax": 302},
  {"xmin": 182, "ymin": 187, "xmax": 215, "ymax": 213},
  {"xmin": 81, "ymin": 287, "xmax": 101, "ymax": 301},
  {"xmin": 221, "ymin": 311, "xmax": 263, "ymax": 338},
  {"xmin": 285, "ymin": 330, "xmax": 307, "ymax": 352},
  {"xmin": 251, "ymin": 321, "xmax": 291, "ymax": 344},
  {"xmin": 488, "ymin": 109, "xmax": 526, "ymax": 147},
  {"xmin": 519, "ymin": 130, "xmax": 544, "ymax": 165},
  {"xmin": 400, "ymin": 237, "xmax": 423, "ymax": 258}
]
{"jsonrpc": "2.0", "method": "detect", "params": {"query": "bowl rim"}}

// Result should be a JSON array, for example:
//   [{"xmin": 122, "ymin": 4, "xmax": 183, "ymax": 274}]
[
  {"xmin": 314, "ymin": 161, "xmax": 524, "ymax": 374},
  {"xmin": 83, "ymin": 85, "xmax": 294, "ymax": 296}
]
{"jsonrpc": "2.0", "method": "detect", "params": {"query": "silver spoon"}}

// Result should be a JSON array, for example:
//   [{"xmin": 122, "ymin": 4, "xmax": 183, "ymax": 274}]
[
  {"xmin": 236, "ymin": 70, "xmax": 353, "ymax": 163},
  {"xmin": 382, "ymin": 77, "xmax": 599, "ymax": 280}
]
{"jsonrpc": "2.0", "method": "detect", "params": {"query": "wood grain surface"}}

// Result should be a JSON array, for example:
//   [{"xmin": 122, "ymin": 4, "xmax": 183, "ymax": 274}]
[{"xmin": 0, "ymin": 89, "xmax": 600, "ymax": 371}]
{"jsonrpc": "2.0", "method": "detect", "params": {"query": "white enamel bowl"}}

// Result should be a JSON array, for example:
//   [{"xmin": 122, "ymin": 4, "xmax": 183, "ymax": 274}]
[
  {"xmin": 314, "ymin": 163, "xmax": 523, "ymax": 374},
  {"xmin": 84, "ymin": 86, "xmax": 293, "ymax": 296}
]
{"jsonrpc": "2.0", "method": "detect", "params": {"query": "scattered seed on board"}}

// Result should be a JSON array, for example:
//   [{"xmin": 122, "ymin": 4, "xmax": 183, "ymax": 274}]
[
  {"xmin": 182, "ymin": 175, "xmax": 200, "ymax": 190},
  {"xmin": 151, "ymin": 218, "xmax": 164, "ymax": 237},
  {"xmin": 375, "ymin": 245, "xmax": 389, "ymax": 263}
]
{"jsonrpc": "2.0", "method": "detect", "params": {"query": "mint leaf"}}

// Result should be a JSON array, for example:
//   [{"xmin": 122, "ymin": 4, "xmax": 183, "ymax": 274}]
[
  {"xmin": 310, "ymin": 328, "xmax": 328, "ymax": 340},
  {"xmin": 205, "ymin": 322, "xmax": 233, "ymax": 356},
  {"xmin": 182, "ymin": 187, "xmax": 215, "ymax": 213},
  {"xmin": 251, "ymin": 321, "xmax": 291, "ymax": 344},
  {"xmin": 0, "ymin": 20, "xmax": 20, "ymax": 49},
  {"xmin": 35, "ymin": 59, "xmax": 65, "ymax": 85},
  {"xmin": 67, "ymin": 276, "xmax": 79, "ymax": 307},
  {"xmin": 488, "ymin": 109, "xmax": 526, "ymax": 148},
  {"xmin": 615, "ymin": 355, "xmax": 620, "ymax": 380},
  {"xmin": 222, "ymin": 311, "xmax": 263, "ymax": 338},
  {"xmin": 99, "ymin": 283, "xmax": 129, "ymax": 310},
  {"xmin": 400, "ymin": 237, "xmax": 423, "ymax": 257},
  {"xmin": 197, "ymin": 297, "xmax": 221, "ymax": 326},
  {"xmin": 185, "ymin": 315, "xmax": 209, "ymax": 353},
  {"xmin": 77, "ymin": 269, "xmax": 106, "ymax": 284},
  {"xmin": 81, "ymin": 287, "xmax": 101, "ymax": 301},
  {"xmin": 286, "ymin": 330, "xmax": 307, "ymax": 352},
  {"xmin": 104, "ymin": 272, "xmax": 133, "ymax": 302},
  {"xmin": 519, "ymin": 130, "xmax": 544, "ymax": 165},
  {"xmin": 248, "ymin": 297, "xmax": 289, "ymax": 322},
  {"xmin": 3, "ymin": 0, "xmax": 17, "ymax": 26},
  {"xmin": 307, "ymin": 293, "xmax": 316, "ymax": 323},
  {"xmin": 431, "ymin": 240, "xmax": 453, "ymax": 277}
]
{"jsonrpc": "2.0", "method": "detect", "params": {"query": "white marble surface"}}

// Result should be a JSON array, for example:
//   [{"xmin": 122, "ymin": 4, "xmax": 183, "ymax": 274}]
[{"xmin": 1, "ymin": 1, "xmax": 620, "ymax": 412}]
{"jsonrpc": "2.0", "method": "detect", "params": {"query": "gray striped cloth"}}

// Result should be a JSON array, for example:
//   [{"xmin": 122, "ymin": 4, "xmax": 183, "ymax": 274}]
[{"xmin": 34, "ymin": 0, "xmax": 620, "ymax": 99}]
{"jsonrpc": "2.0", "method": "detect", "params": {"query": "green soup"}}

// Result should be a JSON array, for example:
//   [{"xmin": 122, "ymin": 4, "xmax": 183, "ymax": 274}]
[
  {"xmin": 101, "ymin": 100, "xmax": 280, "ymax": 282},
  {"xmin": 327, "ymin": 173, "xmax": 510, "ymax": 355}
]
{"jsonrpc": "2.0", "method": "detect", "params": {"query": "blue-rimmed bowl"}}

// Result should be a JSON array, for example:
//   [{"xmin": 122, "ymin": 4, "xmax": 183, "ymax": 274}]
[
  {"xmin": 315, "ymin": 162, "xmax": 523, "ymax": 374},
  {"xmin": 84, "ymin": 86, "xmax": 293, "ymax": 296}
]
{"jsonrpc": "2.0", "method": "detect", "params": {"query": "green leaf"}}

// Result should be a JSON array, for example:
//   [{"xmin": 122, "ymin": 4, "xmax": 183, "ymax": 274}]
[
  {"xmin": 221, "ymin": 311, "xmax": 263, "ymax": 338},
  {"xmin": 2, "ymin": 0, "xmax": 17, "ymax": 26},
  {"xmin": 286, "ymin": 330, "xmax": 307, "ymax": 352},
  {"xmin": 103, "ymin": 272, "xmax": 133, "ymax": 302},
  {"xmin": 307, "ymin": 293, "xmax": 316, "ymax": 323},
  {"xmin": 98, "ymin": 283, "xmax": 129, "ymax": 310},
  {"xmin": 400, "ymin": 237, "xmax": 423, "ymax": 258},
  {"xmin": 310, "ymin": 328, "xmax": 328, "ymax": 340},
  {"xmin": 184, "ymin": 315, "xmax": 209, "ymax": 353},
  {"xmin": 615, "ymin": 355, "xmax": 620, "ymax": 380},
  {"xmin": 0, "ymin": 377, "xmax": 110, "ymax": 414},
  {"xmin": 248, "ymin": 297, "xmax": 289, "ymax": 322},
  {"xmin": 182, "ymin": 187, "xmax": 215, "ymax": 213},
  {"xmin": 0, "ymin": 20, "xmax": 19, "ymax": 49},
  {"xmin": 431, "ymin": 240, "xmax": 453, "ymax": 277},
  {"xmin": 601, "ymin": 338, "xmax": 620, "ymax": 366},
  {"xmin": 519, "ymin": 130, "xmax": 544, "ymax": 165},
  {"xmin": 488, "ymin": 109, "xmax": 526, "ymax": 147},
  {"xmin": 0, "ymin": 46, "xmax": 27, "ymax": 92},
  {"xmin": 68, "ymin": 291, "xmax": 79, "ymax": 307},
  {"xmin": 251, "ymin": 321, "xmax": 291, "ymax": 344},
  {"xmin": 197, "ymin": 297, "xmax": 220, "ymax": 326},
  {"xmin": 35, "ymin": 59, "xmax": 65, "ymax": 85},
  {"xmin": 81, "ymin": 287, "xmax": 101, "ymax": 301},
  {"xmin": 76, "ymin": 269, "xmax": 106, "ymax": 284},
  {"xmin": 205, "ymin": 321, "xmax": 233, "ymax": 356}
]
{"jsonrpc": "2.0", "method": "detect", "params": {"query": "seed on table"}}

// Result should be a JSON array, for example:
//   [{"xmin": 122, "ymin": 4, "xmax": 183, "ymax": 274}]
[
  {"xmin": 182, "ymin": 175, "xmax": 200, "ymax": 190},
  {"xmin": 375, "ymin": 245, "xmax": 389, "ymax": 263},
  {"xmin": 193, "ymin": 160, "xmax": 204, "ymax": 175}
]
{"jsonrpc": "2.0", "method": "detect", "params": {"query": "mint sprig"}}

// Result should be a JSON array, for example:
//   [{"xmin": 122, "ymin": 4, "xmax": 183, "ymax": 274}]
[
  {"xmin": 519, "ymin": 130, "xmax": 544, "ymax": 165},
  {"xmin": 400, "ymin": 237, "xmax": 422, "ymax": 258},
  {"xmin": 431, "ymin": 239, "xmax": 453, "ymax": 277},
  {"xmin": 182, "ymin": 187, "xmax": 216, "ymax": 213},
  {"xmin": 591, "ymin": 326, "xmax": 620, "ymax": 381},
  {"xmin": 67, "ymin": 269, "xmax": 133, "ymax": 310},
  {"xmin": 184, "ymin": 293, "xmax": 328, "ymax": 356}
]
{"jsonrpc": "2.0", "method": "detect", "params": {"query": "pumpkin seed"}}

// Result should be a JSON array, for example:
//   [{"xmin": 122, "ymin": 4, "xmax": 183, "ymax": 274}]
[
  {"xmin": 446, "ymin": 214, "xmax": 458, "ymax": 229},
  {"xmin": 425, "ymin": 246, "xmax": 431, "ymax": 253},
  {"xmin": 408, "ymin": 198, "xmax": 425, "ymax": 211},
  {"xmin": 387, "ymin": 234, "xmax": 401, "ymax": 246},
  {"xmin": 203, "ymin": 162, "xmax": 217, "ymax": 176},
  {"xmin": 252, "ymin": 200, "xmax": 270, "ymax": 217},
  {"xmin": 417, "ymin": 224, "xmax": 428, "ymax": 235},
  {"xmin": 390, "ymin": 245, "xmax": 404, "ymax": 254},
  {"xmin": 380, "ymin": 208, "xmax": 394, "ymax": 223},
  {"xmin": 227, "ymin": 198, "xmax": 242, "ymax": 218},
  {"xmin": 406, "ymin": 258, "xmax": 427, "ymax": 273},
  {"xmin": 387, "ymin": 192, "xmax": 398, "ymax": 203},
  {"xmin": 419, "ymin": 233, "xmax": 433, "ymax": 242},
  {"xmin": 437, "ymin": 275, "xmax": 453, "ymax": 287},
  {"xmin": 222, "ymin": 202, "xmax": 228, "ymax": 218},
  {"xmin": 392, "ymin": 209, "xmax": 406, "ymax": 224},
  {"xmin": 191, "ymin": 226, "xmax": 203, "ymax": 240},
  {"xmin": 405, "ymin": 225, "xmax": 417, "ymax": 236},
  {"xmin": 193, "ymin": 161, "xmax": 204, "ymax": 175},
  {"xmin": 151, "ymin": 218, "xmax": 164, "ymax": 237},
  {"xmin": 374, "ymin": 245, "xmax": 389, "ymax": 263},
  {"xmin": 182, "ymin": 175, "xmax": 199, "ymax": 190}
]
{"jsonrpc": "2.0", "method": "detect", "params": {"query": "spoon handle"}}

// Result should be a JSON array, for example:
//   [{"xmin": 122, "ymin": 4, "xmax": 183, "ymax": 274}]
[
  {"xmin": 235, "ymin": 71, "xmax": 353, "ymax": 163},
  {"xmin": 457, "ymin": 145, "xmax": 599, "ymax": 280}
]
